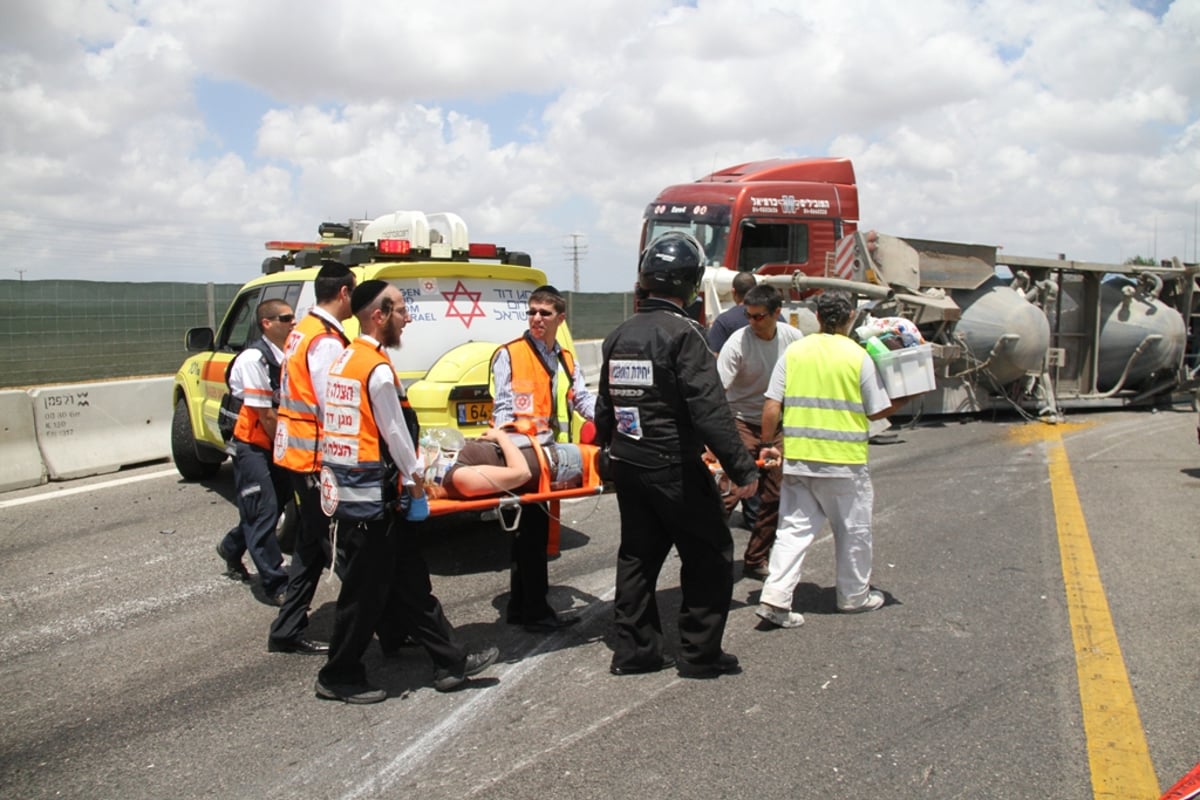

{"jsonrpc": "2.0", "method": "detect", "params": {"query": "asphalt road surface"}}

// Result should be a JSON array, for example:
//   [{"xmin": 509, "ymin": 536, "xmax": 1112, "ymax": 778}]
[{"xmin": 1, "ymin": 407, "xmax": 1196, "ymax": 799}]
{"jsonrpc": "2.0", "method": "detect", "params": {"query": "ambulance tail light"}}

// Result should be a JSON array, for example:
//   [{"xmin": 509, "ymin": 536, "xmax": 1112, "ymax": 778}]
[
  {"xmin": 377, "ymin": 238, "xmax": 411, "ymax": 255},
  {"xmin": 469, "ymin": 243, "xmax": 498, "ymax": 258}
]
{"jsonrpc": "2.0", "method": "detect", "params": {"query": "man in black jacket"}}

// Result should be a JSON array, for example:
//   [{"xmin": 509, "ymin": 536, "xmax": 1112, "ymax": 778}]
[{"xmin": 596, "ymin": 233, "xmax": 759, "ymax": 680}]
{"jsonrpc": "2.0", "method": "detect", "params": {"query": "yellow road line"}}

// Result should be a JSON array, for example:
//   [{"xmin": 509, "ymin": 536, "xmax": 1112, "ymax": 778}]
[{"xmin": 1021, "ymin": 423, "xmax": 1160, "ymax": 798}]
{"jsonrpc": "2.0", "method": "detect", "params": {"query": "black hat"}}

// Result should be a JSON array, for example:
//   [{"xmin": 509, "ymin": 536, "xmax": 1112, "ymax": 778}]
[
  {"xmin": 316, "ymin": 260, "xmax": 352, "ymax": 280},
  {"xmin": 350, "ymin": 279, "xmax": 389, "ymax": 314}
]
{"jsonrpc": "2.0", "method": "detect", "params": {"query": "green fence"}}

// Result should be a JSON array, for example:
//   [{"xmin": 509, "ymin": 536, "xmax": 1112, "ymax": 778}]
[
  {"xmin": 564, "ymin": 291, "xmax": 635, "ymax": 340},
  {"xmin": 0, "ymin": 280, "xmax": 242, "ymax": 387},
  {"xmin": 0, "ymin": 281, "xmax": 633, "ymax": 388}
]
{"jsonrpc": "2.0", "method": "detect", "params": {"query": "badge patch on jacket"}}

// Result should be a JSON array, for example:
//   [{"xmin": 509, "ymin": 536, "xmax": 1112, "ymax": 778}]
[
  {"xmin": 614, "ymin": 407, "xmax": 643, "ymax": 439},
  {"xmin": 608, "ymin": 359, "xmax": 653, "ymax": 386}
]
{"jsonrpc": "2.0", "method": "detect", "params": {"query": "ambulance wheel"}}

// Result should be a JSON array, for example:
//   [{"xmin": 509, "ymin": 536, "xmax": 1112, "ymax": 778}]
[
  {"xmin": 276, "ymin": 498, "xmax": 298, "ymax": 555},
  {"xmin": 171, "ymin": 398, "xmax": 221, "ymax": 481}
]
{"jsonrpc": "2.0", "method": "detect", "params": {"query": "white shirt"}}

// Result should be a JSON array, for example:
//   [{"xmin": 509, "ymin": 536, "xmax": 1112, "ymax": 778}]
[
  {"xmin": 306, "ymin": 305, "xmax": 349, "ymax": 419},
  {"xmin": 228, "ymin": 338, "xmax": 284, "ymax": 409},
  {"xmin": 359, "ymin": 335, "xmax": 421, "ymax": 481}
]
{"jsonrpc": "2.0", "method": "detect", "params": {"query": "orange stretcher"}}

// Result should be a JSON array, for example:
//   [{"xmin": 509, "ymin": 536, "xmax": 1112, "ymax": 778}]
[{"xmin": 425, "ymin": 442, "xmax": 608, "ymax": 557}]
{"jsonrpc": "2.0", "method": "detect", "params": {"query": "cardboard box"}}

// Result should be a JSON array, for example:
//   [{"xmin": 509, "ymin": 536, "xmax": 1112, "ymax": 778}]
[{"xmin": 873, "ymin": 343, "xmax": 936, "ymax": 396}]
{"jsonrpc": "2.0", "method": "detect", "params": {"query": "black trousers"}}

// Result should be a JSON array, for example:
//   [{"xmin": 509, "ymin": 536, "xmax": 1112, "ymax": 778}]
[
  {"xmin": 268, "ymin": 472, "xmax": 331, "ymax": 645},
  {"xmin": 610, "ymin": 458, "xmax": 734, "ymax": 670},
  {"xmin": 319, "ymin": 513, "xmax": 464, "ymax": 687},
  {"xmin": 506, "ymin": 503, "xmax": 554, "ymax": 623}
]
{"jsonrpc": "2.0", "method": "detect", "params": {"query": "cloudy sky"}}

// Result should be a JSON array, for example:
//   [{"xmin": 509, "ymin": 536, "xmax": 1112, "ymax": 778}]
[{"xmin": 1, "ymin": 0, "xmax": 1197, "ymax": 292}]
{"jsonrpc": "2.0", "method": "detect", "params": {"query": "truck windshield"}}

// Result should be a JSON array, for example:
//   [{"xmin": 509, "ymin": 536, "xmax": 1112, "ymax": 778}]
[{"xmin": 644, "ymin": 220, "xmax": 732, "ymax": 267}]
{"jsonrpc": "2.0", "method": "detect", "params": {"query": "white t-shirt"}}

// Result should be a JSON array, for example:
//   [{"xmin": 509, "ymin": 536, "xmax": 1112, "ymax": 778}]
[
  {"xmin": 717, "ymin": 323, "xmax": 804, "ymax": 422},
  {"xmin": 765, "ymin": 338, "xmax": 891, "ymax": 477}
]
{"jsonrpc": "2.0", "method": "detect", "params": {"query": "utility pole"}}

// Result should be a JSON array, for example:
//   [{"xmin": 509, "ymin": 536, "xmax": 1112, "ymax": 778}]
[
  {"xmin": 14, "ymin": 269, "xmax": 26, "ymax": 282},
  {"xmin": 564, "ymin": 233, "xmax": 587, "ymax": 292}
]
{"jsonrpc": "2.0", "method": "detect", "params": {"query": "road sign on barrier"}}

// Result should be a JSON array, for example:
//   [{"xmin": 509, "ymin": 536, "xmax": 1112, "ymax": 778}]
[{"xmin": 31, "ymin": 378, "xmax": 173, "ymax": 480}]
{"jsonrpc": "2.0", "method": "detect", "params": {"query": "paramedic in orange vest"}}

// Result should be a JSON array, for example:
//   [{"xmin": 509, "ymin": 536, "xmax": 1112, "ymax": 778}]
[
  {"xmin": 490, "ymin": 284, "xmax": 596, "ymax": 632},
  {"xmin": 215, "ymin": 299, "xmax": 295, "ymax": 603},
  {"xmin": 268, "ymin": 261, "xmax": 356, "ymax": 656},
  {"xmin": 316, "ymin": 280, "xmax": 497, "ymax": 703}
]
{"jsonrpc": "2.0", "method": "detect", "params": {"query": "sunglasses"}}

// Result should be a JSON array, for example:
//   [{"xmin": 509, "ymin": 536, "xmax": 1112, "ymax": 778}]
[
  {"xmin": 744, "ymin": 309, "xmax": 772, "ymax": 321},
  {"xmin": 269, "ymin": 314, "xmax": 295, "ymax": 323},
  {"xmin": 527, "ymin": 308, "xmax": 559, "ymax": 318}
]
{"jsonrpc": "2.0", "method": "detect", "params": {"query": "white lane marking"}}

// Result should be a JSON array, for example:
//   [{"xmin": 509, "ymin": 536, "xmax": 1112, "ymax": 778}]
[
  {"xmin": 329, "ymin": 574, "xmax": 620, "ymax": 800},
  {"xmin": 331, "ymin": 535, "xmax": 807, "ymax": 799},
  {"xmin": 0, "ymin": 468, "xmax": 179, "ymax": 509},
  {"xmin": 0, "ymin": 576, "xmax": 227, "ymax": 659}
]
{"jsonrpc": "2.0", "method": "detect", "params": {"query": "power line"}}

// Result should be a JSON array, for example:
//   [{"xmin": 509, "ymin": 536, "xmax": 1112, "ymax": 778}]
[{"xmin": 563, "ymin": 233, "xmax": 587, "ymax": 292}]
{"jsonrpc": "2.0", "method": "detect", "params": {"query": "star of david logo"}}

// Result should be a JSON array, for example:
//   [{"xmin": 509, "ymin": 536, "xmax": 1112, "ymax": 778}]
[{"xmin": 442, "ymin": 280, "xmax": 485, "ymax": 328}]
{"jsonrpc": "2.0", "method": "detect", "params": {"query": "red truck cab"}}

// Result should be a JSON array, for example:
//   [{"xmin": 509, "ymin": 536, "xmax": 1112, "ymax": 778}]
[{"xmin": 640, "ymin": 157, "xmax": 860, "ymax": 285}]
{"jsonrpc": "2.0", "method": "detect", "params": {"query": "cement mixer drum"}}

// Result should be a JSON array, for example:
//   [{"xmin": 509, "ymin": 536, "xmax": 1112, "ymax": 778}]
[
  {"xmin": 1093, "ymin": 278, "xmax": 1185, "ymax": 390},
  {"xmin": 951, "ymin": 280, "xmax": 1051, "ymax": 385}
]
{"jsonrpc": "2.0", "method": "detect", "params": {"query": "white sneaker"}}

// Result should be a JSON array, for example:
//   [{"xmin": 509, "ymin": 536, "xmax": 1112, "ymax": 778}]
[
  {"xmin": 839, "ymin": 589, "xmax": 885, "ymax": 614},
  {"xmin": 755, "ymin": 603, "xmax": 804, "ymax": 628}
]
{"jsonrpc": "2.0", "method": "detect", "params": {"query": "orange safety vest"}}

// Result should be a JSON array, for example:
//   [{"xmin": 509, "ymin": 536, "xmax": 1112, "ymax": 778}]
[
  {"xmin": 274, "ymin": 312, "xmax": 349, "ymax": 472},
  {"xmin": 233, "ymin": 395, "xmax": 274, "ymax": 450},
  {"xmin": 494, "ymin": 334, "xmax": 578, "ymax": 443},
  {"xmin": 320, "ymin": 338, "xmax": 395, "ymax": 521},
  {"xmin": 232, "ymin": 343, "xmax": 281, "ymax": 450}
]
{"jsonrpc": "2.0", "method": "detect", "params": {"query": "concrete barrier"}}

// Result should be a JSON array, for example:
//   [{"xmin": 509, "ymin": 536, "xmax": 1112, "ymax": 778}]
[
  {"xmin": 31, "ymin": 378, "xmax": 173, "ymax": 480},
  {"xmin": 0, "ymin": 390, "xmax": 47, "ymax": 492},
  {"xmin": 573, "ymin": 339, "xmax": 603, "ymax": 390}
]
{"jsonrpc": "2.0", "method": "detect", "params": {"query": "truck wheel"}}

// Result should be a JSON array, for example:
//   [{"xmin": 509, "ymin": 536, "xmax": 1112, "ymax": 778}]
[
  {"xmin": 276, "ymin": 498, "xmax": 298, "ymax": 555},
  {"xmin": 171, "ymin": 398, "xmax": 221, "ymax": 480}
]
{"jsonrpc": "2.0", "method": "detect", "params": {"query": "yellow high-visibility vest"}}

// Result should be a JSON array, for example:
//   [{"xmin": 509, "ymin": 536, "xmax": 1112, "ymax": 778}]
[{"xmin": 780, "ymin": 334, "xmax": 869, "ymax": 465}]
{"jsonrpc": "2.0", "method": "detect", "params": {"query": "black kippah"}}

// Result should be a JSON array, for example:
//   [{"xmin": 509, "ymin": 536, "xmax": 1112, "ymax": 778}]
[
  {"xmin": 533, "ymin": 284, "xmax": 562, "ymax": 296},
  {"xmin": 317, "ymin": 260, "xmax": 352, "ymax": 280},
  {"xmin": 350, "ymin": 279, "xmax": 389, "ymax": 314}
]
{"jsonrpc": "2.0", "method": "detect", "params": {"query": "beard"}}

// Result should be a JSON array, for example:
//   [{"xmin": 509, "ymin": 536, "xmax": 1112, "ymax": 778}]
[{"xmin": 379, "ymin": 316, "xmax": 404, "ymax": 349}]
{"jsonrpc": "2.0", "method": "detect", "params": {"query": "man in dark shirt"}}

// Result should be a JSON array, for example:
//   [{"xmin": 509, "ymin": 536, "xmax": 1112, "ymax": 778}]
[{"xmin": 706, "ymin": 271, "xmax": 758, "ymax": 353}]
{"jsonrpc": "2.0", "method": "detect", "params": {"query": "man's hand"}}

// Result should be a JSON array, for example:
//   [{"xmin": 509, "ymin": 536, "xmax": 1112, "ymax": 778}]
[
  {"xmin": 758, "ymin": 445, "xmax": 781, "ymax": 469},
  {"xmin": 731, "ymin": 478, "xmax": 758, "ymax": 500}
]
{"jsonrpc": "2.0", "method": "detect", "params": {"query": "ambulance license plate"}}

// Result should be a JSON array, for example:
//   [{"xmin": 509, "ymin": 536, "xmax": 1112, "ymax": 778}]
[{"xmin": 456, "ymin": 401, "xmax": 492, "ymax": 426}]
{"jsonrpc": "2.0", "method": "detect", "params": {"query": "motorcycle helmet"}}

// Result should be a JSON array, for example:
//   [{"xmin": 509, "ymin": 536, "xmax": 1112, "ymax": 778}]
[{"xmin": 638, "ymin": 231, "xmax": 707, "ymax": 302}]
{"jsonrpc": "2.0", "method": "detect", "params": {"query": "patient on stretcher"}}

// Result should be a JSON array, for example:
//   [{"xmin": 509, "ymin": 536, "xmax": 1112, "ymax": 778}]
[{"xmin": 431, "ymin": 427, "xmax": 584, "ymax": 500}]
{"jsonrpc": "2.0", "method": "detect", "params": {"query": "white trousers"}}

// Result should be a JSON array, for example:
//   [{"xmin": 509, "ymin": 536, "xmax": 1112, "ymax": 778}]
[{"xmin": 760, "ymin": 471, "xmax": 875, "ymax": 611}]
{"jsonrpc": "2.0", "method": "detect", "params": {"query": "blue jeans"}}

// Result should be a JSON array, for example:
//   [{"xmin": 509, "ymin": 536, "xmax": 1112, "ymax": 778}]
[{"xmin": 220, "ymin": 440, "xmax": 289, "ymax": 596}]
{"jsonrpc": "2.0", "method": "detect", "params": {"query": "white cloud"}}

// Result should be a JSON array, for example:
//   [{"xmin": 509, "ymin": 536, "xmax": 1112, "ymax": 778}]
[{"xmin": 1, "ymin": 0, "xmax": 1198, "ymax": 290}]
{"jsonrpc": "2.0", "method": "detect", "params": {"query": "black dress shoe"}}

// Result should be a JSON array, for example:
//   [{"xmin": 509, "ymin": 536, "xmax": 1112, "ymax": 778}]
[
  {"xmin": 216, "ymin": 543, "xmax": 250, "ymax": 582},
  {"xmin": 522, "ymin": 614, "xmax": 580, "ymax": 633},
  {"xmin": 433, "ymin": 645, "xmax": 500, "ymax": 692},
  {"xmin": 268, "ymin": 637, "xmax": 330, "ymax": 655},
  {"xmin": 314, "ymin": 679, "xmax": 386, "ymax": 704},
  {"xmin": 610, "ymin": 656, "xmax": 676, "ymax": 676},
  {"xmin": 677, "ymin": 652, "xmax": 741, "ymax": 679}
]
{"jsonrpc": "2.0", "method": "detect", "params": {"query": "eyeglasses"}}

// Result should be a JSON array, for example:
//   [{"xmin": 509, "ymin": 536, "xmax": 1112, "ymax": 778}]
[
  {"xmin": 269, "ymin": 314, "xmax": 295, "ymax": 323},
  {"xmin": 744, "ymin": 309, "xmax": 772, "ymax": 321},
  {"xmin": 527, "ymin": 308, "xmax": 559, "ymax": 318}
]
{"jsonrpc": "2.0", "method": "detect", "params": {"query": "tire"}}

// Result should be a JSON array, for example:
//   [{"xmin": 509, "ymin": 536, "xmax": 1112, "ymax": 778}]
[
  {"xmin": 276, "ymin": 497, "xmax": 298, "ymax": 555},
  {"xmin": 171, "ymin": 398, "xmax": 222, "ymax": 480}
]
